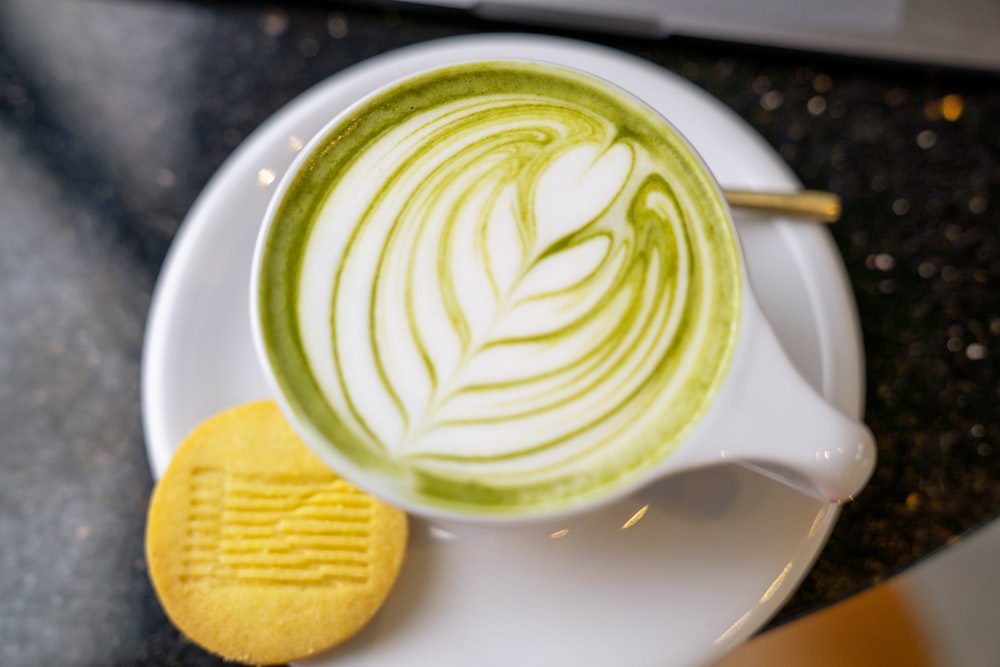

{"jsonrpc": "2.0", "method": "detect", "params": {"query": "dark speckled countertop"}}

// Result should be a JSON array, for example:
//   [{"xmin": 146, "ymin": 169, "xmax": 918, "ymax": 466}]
[{"xmin": 1, "ymin": 1, "xmax": 998, "ymax": 665}]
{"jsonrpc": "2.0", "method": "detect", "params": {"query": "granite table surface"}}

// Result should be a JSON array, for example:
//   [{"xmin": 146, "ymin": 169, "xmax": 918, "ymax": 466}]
[{"xmin": 1, "ymin": 1, "xmax": 998, "ymax": 665}]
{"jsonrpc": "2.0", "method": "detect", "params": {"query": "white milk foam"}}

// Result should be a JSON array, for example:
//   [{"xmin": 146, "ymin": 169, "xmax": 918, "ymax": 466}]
[
  {"xmin": 261, "ymin": 61, "xmax": 743, "ymax": 511},
  {"xmin": 297, "ymin": 92, "xmax": 705, "ymax": 481}
]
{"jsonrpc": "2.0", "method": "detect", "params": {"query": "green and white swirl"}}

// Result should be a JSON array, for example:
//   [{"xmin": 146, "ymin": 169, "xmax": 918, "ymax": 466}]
[{"xmin": 259, "ymin": 62, "xmax": 741, "ymax": 515}]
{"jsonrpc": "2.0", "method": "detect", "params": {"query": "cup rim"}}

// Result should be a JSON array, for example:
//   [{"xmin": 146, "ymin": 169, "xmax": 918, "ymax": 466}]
[{"xmin": 249, "ymin": 58, "xmax": 749, "ymax": 523}]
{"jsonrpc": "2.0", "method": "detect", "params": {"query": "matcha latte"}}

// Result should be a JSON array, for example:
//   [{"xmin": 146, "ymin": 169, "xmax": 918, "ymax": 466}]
[{"xmin": 255, "ymin": 61, "xmax": 742, "ymax": 517}]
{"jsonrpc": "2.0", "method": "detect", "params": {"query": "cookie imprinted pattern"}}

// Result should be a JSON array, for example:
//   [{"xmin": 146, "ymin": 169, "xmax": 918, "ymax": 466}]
[{"xmin": 181, "ymin": 467, "xmax": 374, "ymax": 586}]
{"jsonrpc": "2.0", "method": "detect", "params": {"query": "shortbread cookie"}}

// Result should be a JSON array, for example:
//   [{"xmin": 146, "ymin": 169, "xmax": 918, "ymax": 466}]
[{"xmin": 145, "ymin": 400, "xmax": 408, "ymax": 665}]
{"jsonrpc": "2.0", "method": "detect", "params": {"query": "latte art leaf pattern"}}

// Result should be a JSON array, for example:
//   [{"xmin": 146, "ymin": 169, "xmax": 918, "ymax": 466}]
[{"xmin": 259, "ymin": 63, "xmax": 741, "ymax": 514}]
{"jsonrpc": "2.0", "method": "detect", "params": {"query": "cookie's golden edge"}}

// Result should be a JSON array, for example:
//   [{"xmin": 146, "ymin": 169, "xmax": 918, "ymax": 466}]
[{"xmin": 145, "ymin": 400, "xmax": 409, "ymax": 666}]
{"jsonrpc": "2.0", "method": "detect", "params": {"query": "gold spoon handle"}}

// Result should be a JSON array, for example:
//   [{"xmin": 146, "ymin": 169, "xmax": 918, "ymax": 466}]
[{"xmin": 723, "ymin": 189, "xmax": 842, "ymax": 223}]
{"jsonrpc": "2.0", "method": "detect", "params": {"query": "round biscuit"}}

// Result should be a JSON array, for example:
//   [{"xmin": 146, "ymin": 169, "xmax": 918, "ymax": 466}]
[{"xmin": 145, "ymin": 400, "xmax": 408, "ymax": 665}]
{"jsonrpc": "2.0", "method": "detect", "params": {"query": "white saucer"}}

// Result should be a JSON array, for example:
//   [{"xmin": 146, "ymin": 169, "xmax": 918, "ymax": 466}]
[{"xmin": 141, "ymin": 34, "xmax": 865, "ymax": 667}]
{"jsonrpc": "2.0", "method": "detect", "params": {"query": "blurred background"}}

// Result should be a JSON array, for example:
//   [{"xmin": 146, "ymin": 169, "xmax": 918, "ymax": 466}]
[{"xmin": 1, "ymin": 1, "xmax": 998, "ymax": 665}]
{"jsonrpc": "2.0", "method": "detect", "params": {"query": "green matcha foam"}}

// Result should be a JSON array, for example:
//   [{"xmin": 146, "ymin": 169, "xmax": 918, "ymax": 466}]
[{"xmin": 257, "ymin": 61, "xmax": 741, "ymax": 515}]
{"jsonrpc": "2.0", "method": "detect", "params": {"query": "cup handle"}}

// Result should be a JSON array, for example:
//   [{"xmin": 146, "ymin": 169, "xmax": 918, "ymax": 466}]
[{"xmin": 670, "ymin": 313, "xmax": 876, "ymax": 503}]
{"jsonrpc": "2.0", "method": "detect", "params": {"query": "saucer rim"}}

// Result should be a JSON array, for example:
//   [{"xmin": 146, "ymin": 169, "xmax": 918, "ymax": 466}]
[{"xmin": 140, "ymin": 33, "xmax": 864, "ymax": 667}]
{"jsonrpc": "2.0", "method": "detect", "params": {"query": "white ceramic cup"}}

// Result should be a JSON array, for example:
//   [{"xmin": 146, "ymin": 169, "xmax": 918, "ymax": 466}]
[{"xmin": 250, "ymin": 60, "xmax": 876, "ymax": 523}]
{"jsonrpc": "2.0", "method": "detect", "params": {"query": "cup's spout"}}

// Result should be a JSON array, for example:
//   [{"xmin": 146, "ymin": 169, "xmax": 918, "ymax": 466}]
[{"xmin": 667, "ymin": 311, "xmax": 876, "ymax": 503}]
